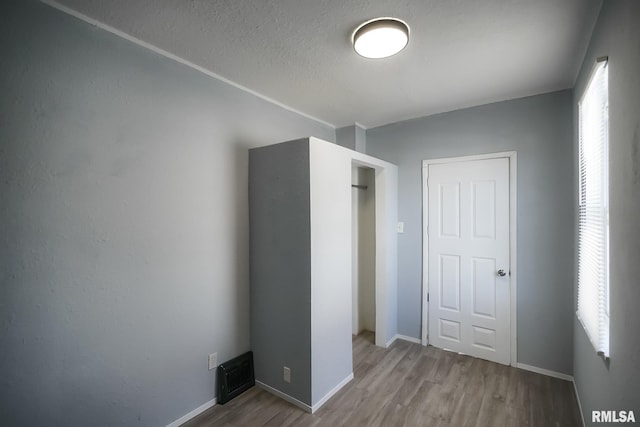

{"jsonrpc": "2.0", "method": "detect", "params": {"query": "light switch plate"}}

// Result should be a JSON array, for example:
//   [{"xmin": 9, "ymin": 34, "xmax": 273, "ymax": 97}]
[{"xmin": 397, "ymin": 222, "xmax": 404, "ymax": 233}]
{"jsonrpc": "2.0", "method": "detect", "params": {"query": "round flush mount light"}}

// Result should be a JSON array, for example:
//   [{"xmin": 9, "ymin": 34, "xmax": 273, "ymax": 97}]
[{"xmin": 352, "ymin": 17, "xmax": 409, "ymax": 59}]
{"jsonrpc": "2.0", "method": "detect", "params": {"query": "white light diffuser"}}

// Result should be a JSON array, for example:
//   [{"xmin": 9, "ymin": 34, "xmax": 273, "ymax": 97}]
[{"xmin": 352, "ymin": 18, "xmax": 409, "ymax": 59}]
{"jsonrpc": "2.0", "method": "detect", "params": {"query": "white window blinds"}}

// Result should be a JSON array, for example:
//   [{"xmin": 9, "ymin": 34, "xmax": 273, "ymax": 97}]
[{"xmin": 577, "ymin": 58, "xmax": 609, "ymax": 358}]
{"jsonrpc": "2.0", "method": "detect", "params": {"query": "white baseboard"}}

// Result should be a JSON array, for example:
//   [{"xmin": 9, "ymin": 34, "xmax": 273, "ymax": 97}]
[
  {"xmin": 256, "ymin": 381, "xmax": 312, "ymax": 413},
  {"xmin": 166, "ymin": 397, "xmax": 216, "ymax": 427},
  {"xmin": 396, "ymin": 334, "xmax": 422, "ymax": 344},
  {"xmin": 516, "ymin": 363, "xmax": 573, "ymax": 382},
  {"xmin": 572, "ymin": 378, "xmax": 586, "ymax": 427},
  {"xmin": 386, "ymin": 334, "xmax": 422, "ymax": 347},
  {"xmin": 311, "ymin": 373, "xmax": 354, "ymax": 413},
  {"xmin": 257, "ymin": 372, "xmax": 353, "ymax": 414},
  {"xmin": 385, "ymin": 335, "xmax": 397, "ymax": 347}
]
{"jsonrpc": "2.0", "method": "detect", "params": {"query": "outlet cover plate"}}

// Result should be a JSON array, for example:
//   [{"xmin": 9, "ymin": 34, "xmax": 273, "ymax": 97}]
[{"xmin": 209, "ymin": 353, "xmax": 218, "ymax": 370}]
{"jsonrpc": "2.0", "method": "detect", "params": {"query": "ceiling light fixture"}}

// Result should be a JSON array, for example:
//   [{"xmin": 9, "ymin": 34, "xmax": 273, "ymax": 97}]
[{"xmin": 352, "ymin": 17, "xmax": 409, "ymax": 59}]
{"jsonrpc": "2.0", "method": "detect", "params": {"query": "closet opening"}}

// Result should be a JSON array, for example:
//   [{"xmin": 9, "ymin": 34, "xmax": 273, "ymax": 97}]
[{"xmin": 352, "ymin": 166, "xmax": 376, "ymax": 341}]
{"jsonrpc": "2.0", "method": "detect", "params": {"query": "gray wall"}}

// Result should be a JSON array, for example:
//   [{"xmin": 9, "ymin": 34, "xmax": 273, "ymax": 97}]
[
  {"xmin": 0, "ymin": 1, "xmax": 334, "ymax": 426},
  {"xmin": 249, "ymin": 140, "xmax": 312, "ymax": 404},
  {"xmin": 366, "ymin": 90, "xmax": 575, "ymax": 374},
  {"xmin": 572, "ymin": 1, "xmax": 640, "ymax": 423},
  {"xmin": 336, "ymin": 124, "xmax": 366, "ymax": 153},
  {"xmin": 336, "ymin": 125, "xmax": 357, "ymax": 150}
]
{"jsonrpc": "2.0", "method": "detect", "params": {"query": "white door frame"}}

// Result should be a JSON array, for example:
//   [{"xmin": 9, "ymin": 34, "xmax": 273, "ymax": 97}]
[{"xmin": 421, "ymin": 151, "xmax": 517, "ymax": 366}]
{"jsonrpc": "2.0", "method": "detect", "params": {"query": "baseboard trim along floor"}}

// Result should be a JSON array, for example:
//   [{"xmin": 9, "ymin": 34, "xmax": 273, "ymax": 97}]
[
  {"xmin": 516, "ymin": 362, "xmax": 573, "ymax": 381},
  {"xmin": 255, "ymin": 381, "xmax": 313, "ymax": 413},
  {"xmin": 256, "ymin": 372, "xmax": 354, "ymax": 414},
  {"xmin": 165, "ymin": 398, "xmax": 216, "ymax": 427},
  {"xmin": 311, "ymin": 373, "xmax": 354, "ymax": 413}
]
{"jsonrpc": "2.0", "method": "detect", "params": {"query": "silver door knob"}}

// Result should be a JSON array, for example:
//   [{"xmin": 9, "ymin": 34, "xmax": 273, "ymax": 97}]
[{"xmin": 497, "ymin": 269, "xmax": 507, "ymax": 277}]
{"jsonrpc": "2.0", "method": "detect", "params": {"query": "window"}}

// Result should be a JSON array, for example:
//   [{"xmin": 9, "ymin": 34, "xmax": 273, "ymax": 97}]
[{"xmin": 577, "ymin": 57, "xmax": 609, "ymax": 358}]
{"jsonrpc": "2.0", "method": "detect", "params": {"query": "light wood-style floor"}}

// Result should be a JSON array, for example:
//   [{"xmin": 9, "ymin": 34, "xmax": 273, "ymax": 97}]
[{"xmin": 183, "ymin": 332, "xmax": 582, "ymax": 427}]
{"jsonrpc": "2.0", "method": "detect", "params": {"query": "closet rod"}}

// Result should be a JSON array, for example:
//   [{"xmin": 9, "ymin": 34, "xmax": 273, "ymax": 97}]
[{"xmin": 351, "ymin": 184, "xmax": 368, "ymax": 190}]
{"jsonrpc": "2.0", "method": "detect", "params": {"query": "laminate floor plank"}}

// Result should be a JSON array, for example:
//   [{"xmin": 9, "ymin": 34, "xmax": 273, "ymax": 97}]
[
  {"xmin": 182, "ymin": 333, "xmax": 581, "ymax": 427},
  {"xmin": 448, "ymin": 382, "xmax": 485, "ymax": 427}
]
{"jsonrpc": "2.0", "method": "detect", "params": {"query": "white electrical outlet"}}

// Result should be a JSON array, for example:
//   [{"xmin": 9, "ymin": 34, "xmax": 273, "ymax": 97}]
[
  {"xmin": 283, "ymin": 366, "xmax": 291, "ymax": 383},
  {"xmin": 397, "ymin": 222, "xmax": 405, "ymax": 233},
  {"xmin": 208, "ymin": 353, "xmax": 217, "ymax": 371}
]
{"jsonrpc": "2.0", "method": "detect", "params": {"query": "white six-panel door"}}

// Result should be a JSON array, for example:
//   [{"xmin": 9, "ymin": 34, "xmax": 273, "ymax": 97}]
[{"xmin": 427, "ymin": 157, "xmax": 511, "ymax": 365}]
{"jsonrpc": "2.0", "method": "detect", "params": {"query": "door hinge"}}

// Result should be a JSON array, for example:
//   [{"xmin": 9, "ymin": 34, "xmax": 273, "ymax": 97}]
[{"xmin": 427, "ymin": 293, "xmax": 429, "ymax": 302}]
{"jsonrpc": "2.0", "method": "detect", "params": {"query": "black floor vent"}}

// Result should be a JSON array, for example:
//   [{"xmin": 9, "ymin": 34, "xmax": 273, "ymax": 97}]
[{"xmin": 217, "ymin": 351, "xmax": 255, "ymax": 404}]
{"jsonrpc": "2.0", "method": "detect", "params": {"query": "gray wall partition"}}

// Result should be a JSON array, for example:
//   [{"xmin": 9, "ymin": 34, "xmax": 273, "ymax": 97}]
[
  {"xmin": 249, "ymin": 137, "xmax": 397, "ymax": 411},
  {"xmin": 366, "ymin": 90, "xmax": 575, "ymax": 374},
  {"xmin": 572, "ymin": 1, "xmax": 640, "ymax": 424},
  {"xmin": 0, "ymin": 1, "xmax": 334, "ymax": 426},
  {"xmin": 249, "ymin": 140, "xmax": 314, "ymax": 405},
  {"xmin": 337, "ymin": 124, "xmax": 367, "ymax": 153}
]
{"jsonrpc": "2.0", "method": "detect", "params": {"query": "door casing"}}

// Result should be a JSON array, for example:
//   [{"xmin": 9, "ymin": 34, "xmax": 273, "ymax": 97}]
[{"xmin": 421, "ymin": 151, "xmax": 517, "ymax": 367}]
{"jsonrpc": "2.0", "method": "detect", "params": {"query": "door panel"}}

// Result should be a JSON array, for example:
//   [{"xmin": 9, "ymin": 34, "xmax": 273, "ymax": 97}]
[
  {"xmin": 472, "ymin": 180, "xmax": 496, "ymax": 239},
  {"xmin": 439, "ymin": 182, "xmax": 460, "ymax": 238},
  {"xmin": 427, "ymin": 157, "xmax": 510, "ymax": 365},
  {"xmin": 472, "ymin": 257, "xmax": 496, "ymax": 318},
  {"xmin": 440, "ymin": 255, "xmax": 460, "ymax": 311},
  {"xmin": 440, "ymin": 319, "xmax": 461, "ymax": 342}
]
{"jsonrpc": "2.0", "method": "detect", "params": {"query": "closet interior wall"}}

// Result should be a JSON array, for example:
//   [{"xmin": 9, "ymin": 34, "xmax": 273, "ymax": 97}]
[{"xmin": 352, "ymin": 166, "xmax": 376, "ymax": 337}]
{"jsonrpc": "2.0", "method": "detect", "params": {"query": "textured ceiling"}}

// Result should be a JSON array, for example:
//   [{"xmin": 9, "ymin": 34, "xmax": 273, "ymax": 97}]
[{"xmin": 45, "ymin": 0, "xmax": 602, "ymax": 128}]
